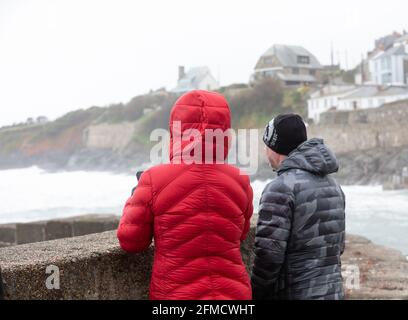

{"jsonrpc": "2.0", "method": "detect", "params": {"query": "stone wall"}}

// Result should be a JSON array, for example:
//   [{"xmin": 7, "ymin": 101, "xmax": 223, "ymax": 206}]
[
  {"xmin": 308, "ymin": 100, "xmax": 408, "ymax": 154},
  {"xmin": 0, "ymin": 231, "xmax": 152, "ymax": 299},
  {"xmin": 83, "ymin": 122, "xmax": 137, "ymax": 150},
  {"xmin": 1, "ymin": 227, "xmax": 407, "ymax": 300},
  {"xmin": 0, "ymin": 215, "xmax": 119, "ymax": 247}
]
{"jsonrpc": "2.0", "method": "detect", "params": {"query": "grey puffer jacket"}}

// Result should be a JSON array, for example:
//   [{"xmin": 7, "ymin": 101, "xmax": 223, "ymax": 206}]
[{"xmin": 251, "ymin": 138, "xmax": 346, "ymax": 300}]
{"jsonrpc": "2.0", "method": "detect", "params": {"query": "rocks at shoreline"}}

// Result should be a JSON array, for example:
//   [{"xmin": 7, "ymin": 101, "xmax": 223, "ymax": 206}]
[{"xmin": 2, "ymin": 143, "xmax": 408, "ymax": 188}]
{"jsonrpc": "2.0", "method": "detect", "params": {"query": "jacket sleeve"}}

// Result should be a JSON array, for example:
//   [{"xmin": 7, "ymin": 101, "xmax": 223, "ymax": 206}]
[
  {"xmin": 340, "ymin": 187, "xmax": 346, "ymax": 255},
  {"xmin": 241, "ymin": 177, "xmax": 254, "ymax": 241},
  {"xmin": 117, "ymin": 170, "xmax": 154, "ymax": 253},
  {"xmin": 251, "ymin": 181, "xmax": 293, "ymax": 300}
]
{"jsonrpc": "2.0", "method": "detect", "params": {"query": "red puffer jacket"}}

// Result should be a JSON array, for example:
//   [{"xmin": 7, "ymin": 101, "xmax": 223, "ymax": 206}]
[{"xmin": 117, "ymin": 90, "xmax": 253, "ymax": 300}]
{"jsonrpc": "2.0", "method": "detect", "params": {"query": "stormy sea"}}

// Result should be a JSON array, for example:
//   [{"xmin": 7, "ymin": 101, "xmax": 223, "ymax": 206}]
[{"xmin": 1, "ymin": 166, "xmax": 407, "ymax": 256}]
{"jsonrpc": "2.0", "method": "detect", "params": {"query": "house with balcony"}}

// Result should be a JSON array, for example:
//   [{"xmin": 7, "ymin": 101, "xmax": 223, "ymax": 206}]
[{"xmin": 250, "ymin": 44, "xmax": 323, "ymax": 87}]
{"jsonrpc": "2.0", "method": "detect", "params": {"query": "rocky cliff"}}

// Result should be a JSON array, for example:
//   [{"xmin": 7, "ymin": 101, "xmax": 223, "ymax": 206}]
[
  {"xmin": 1, "ymin": 91, "xmax": 408, "ymax": 186},
  {"xmin": 307, "ymin": 100, "xmax": 408, "ymax": 186},
  {"xmin": 0, "ymin": 100, "xmax": 159, "ymax": 173},
  {"xmin": 253, "ymin": 100, "xmax": 408, "ymax": 185}
]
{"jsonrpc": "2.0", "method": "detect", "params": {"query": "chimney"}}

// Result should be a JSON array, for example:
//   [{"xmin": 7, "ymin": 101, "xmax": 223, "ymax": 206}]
[{"xmin": 178, "ymin": 66, "xmax": 185, "ymax": 80}]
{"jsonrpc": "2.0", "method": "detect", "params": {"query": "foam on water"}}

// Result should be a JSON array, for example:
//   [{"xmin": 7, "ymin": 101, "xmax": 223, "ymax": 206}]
[
  {"xmin": 0, "ymin": 166, "xmax": 138, "ymax": 223},
  {"xmin": 0, "ymin": 167, "xmax": 407, "ymax": 255}
]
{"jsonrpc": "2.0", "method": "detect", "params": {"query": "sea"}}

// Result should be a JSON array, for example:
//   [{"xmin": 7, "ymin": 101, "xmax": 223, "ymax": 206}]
[{"xmin": 0, "ymin": 166, "xmax": 407, "ymax": 256}]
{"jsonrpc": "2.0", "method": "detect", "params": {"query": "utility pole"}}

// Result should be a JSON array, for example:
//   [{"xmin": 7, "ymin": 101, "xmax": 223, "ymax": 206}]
[
  {"xmin": 331, "ymin": 42, "xmax": 335, "ymax": 67},
  {"xmin": 337, "ymin": 50, "xmax": 342, "ymax": 69},
  {"xmin": 217, "ymin": 64, "xmax": 221, "ymax": 87},
  {"xmin": 345, "ymin": 50, "xmax": 349, "ymax": 70},
  {"xmin": 330, "ymin": 42, "xmax": 335, "ymax": 84}
]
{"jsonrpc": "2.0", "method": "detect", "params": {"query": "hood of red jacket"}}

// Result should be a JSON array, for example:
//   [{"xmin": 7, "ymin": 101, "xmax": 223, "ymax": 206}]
[{"xmin": 169, "ymin": 90, "xmax": 231, "ymax": 163}]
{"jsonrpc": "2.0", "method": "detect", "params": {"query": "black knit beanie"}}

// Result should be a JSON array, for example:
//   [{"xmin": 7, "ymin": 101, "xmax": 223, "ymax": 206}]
[{"xmin": 263, "ymin": 114, "xmax": 307, "ymax": 156}]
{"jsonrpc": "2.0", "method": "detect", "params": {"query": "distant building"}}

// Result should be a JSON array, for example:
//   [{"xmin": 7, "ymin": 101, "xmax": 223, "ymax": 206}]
[
  {"xmin": 36, "ymin": 116, "xmax": 48, "ymax": 124},
  {"xmin": 338, "ymin": 85, "xmax": 408, "ymax": 111},
  {"xmin": 374, "ymin": 31, "xmax": 403, "ymax": 51},
  {"xmin": 356, "ymin": 31, "xmax": 408, "ymax": 86},
  {"xmin": 250, "ymin": 44, "xmax": 323, "ymax": 86},
  {"xmin": 308, "ymin": 84, "xmax": 408, "ymax": 123},
  {"xmin": 307, "ymin": 85, "xmax": 358, "ymax": 123},
  {"xmin": 171, "ymin": 66, "xmax": 219, "ymax": 93},
  {"xmin": 368, "ymin": 45, "xmax": 408, "ymax": 85}
]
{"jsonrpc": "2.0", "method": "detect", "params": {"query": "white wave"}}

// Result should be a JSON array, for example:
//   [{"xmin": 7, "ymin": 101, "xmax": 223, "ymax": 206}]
[{"xmin": 0, "ymin": 167, "xmax": 407, "ymax": 255}]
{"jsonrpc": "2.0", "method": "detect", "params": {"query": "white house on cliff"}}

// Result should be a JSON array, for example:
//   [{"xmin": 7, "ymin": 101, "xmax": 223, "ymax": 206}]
[
  {"xmin": 171, "ymin": 66, "xmax": 219, "ymax": 93},
  {"xmin": 308, "ymin": 84, "xmax": 408, "ymax": 123}
]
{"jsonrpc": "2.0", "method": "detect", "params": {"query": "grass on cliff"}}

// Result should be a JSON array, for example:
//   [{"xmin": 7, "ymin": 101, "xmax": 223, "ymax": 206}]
[{"xmin": 0, "ymin": 79, "xmax": 309, "ymax": 154}]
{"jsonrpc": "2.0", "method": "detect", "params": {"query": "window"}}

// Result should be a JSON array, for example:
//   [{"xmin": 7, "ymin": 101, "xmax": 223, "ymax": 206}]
[
  {"xmin": 381, "ymin": 58, "xmax": 386, "ymax": 69},
  {"xmin": 386, "ymin": 56, "xmax": 391, "ymax": 69},
  {"xmin": 309, "ymin": 69, "xmax": 316, "ymax": 76},
  {"xmin": 297, "ymin": 55, "xmax": 310, "ymax": 64},
  {"xmin": 264, "ymin": 57, "xmax": 273, "ymax": 65},
  {"xmin": 381, "ymin": 56, "xmax": 392, "ymax": 70},
  {"xmin": 381, "ymin": 73, "xmax": 392, "ymax": 84},
  {"xmin": 292, "ymin": 67, "xmax": 299, "ymax": 74}
]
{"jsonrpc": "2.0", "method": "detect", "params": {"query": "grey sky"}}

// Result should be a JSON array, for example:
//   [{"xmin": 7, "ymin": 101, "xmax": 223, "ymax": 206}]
[{"xmin": 0, "ymin": 0, "xmax": 407, "ymax": 127}]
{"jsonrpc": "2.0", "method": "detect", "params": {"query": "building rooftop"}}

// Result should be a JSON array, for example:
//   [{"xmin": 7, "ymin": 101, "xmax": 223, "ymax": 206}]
[
  {"xmin": 258, "ymin": 44, "xmax": 322, "ymax": 70},
  {"xmin": 340, "ymin": 85, "xmax": 408, "ymax": 100},
  {"xmin": 172, "ymin": 66, "xmax": 216, "ymax": 93},
  {"xmin": 374, "ymin": 45, "xmax": 408, "ymax": 60},
  {"xmin": 310, "ymin": 85, "xmax": 408, "ymax": 100},
  {"xmin": 375, "ymin": 32, "xmax": 402, "ymax": 50},
  {"xmin": 396, "ymin": 33, "xmax": 408, "ymax": 44},
  {"xmin": 309, "ymin": 85, "xmax": 358, "ymax": 99}
]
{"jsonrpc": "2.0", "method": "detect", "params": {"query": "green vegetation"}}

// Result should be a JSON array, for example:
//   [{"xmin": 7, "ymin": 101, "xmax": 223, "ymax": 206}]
[
  {"xmin": 30, "ymin": 106, "xmax": 105, "ymax": 143},
  {"xmin": 94, "ymin": 93, "xmax": 178, "ymax": 124},
  {"xmin": 0, "ymin": 79, "xmax": 309, "ymax": 154},
  {"xmin": 224, "ymin": 78, "xmax": 308, "ymax": 128}
]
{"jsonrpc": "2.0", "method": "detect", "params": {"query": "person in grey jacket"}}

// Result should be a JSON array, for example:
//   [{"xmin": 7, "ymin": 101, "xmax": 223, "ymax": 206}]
[{"xmin": 251, "ymin": 114, "xmax": 346, "ymax": 300}]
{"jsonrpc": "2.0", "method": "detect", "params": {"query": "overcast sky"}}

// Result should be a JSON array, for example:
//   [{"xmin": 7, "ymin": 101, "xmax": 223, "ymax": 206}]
[{"xmin": 0, "ymin": 0, "xmax": 407, "ymax": 127}]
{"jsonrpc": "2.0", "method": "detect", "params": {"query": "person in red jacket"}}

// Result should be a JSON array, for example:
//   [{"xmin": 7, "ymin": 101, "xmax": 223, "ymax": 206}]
[{"xmin": 117, "ymin": 90, "xmax": 253, "ymax": 300}]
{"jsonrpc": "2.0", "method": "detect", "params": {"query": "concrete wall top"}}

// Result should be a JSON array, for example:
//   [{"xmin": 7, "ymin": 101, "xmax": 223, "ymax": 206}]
[{"xmin": 1, "ymin": 227, "xmax": 408, "ymax": 300}]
